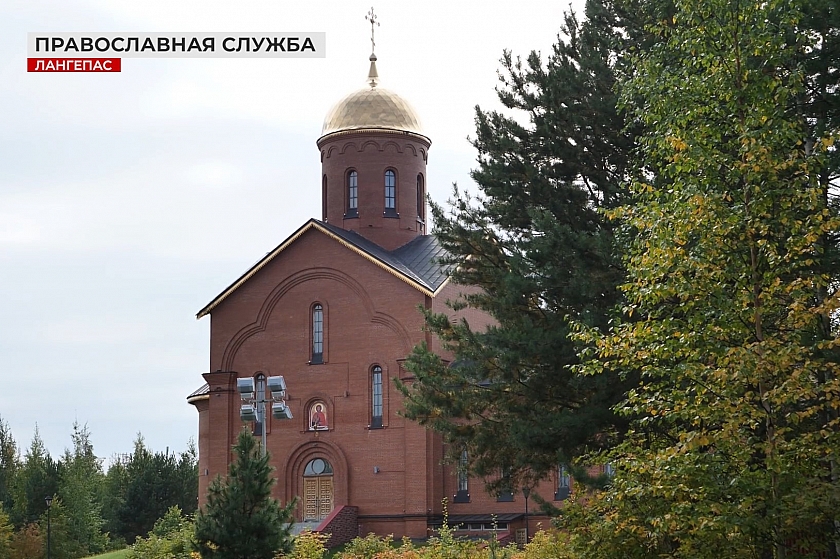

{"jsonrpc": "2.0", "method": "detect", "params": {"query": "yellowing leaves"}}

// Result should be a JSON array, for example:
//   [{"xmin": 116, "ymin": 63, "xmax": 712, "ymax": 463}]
[{"xmin": 667, "ymin": 135, "xmax": 689, "ymax": 151}]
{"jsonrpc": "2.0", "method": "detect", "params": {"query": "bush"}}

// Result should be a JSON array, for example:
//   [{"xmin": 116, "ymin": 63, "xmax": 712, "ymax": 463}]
[
  {"xmin": 336, "ymin": 533, "xmax": 394, "ymax": 559},
  {"xmin": 128, "ymin": 507, "xmax": 195, "ymax": 559},
  {"xmin": 510, "ymin": 530, "xmax": 572, "ymax": 559},
  {"xmin": 279, "ymin": 530, "xmax": 328, "ymax": 559},
  {"xmin": 9, "ymin": 523, "xmax": 43, "ymax": 559}
]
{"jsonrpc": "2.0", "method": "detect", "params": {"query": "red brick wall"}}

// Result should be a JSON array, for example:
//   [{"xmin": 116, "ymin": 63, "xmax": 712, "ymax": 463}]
[
  {"xmin": 319, "ymin": 131, "xmax": 430, "ymax": 250},
  {"xmin": 199, "ymin": 370, "xmax": 237, "ymax": 502},
  {"xmin": 203, "ymin": 228, "xmax": 436, "ymax": 537},
  {"xmin": 194, "ymin": 399, "xmax": 210, "ymax": 499},
  {"xmin": 196, "ymin": 223, "xmax": 563, "ymax": 538},
  {"xmin": 316, "ymin": 505, "xmax": 359, "ymax": 547}
]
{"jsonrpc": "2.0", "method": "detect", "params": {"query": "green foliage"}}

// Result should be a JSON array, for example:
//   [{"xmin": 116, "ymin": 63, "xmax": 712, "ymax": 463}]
[
  {"xmin": 193, "ymin": 430, "xmax": 294, "ymax": 559},
  {"xmin": 421, "ymin": 528, "xmax": 482, "ymax": 559},
  {"xmin": 398, "ymin": 0, "xmax": 640, "ymax": 489},
  {"xmin": 0, "ymin": 507, "xmax": 12, "ymax": 559},
  {"xmin": 566, "ymin": 0, "xmax": 840, "ymax": 556},
  {"xmin": 128, "ymin": 507, "xmax": 194, "ymax": 559},
  {"xmin": 150, "ymin": 506, "xmax": 189, "ymax": 539},
  {"xmin": 335, "ymin": 533, "xmax": 394, "ymax": 559},
  {"xmin": 308, "ymin": 503, "xmax": 521, "ymax": 559},
  {"xmin": 0, "ymin": 418, "xmax": 18, "ymax": 517},
  {"xmin": 86, "ymin": 550, "xmax": 131, "ymax": 559},
  {"xmin": 281, "ymin": 530, "xmax": 327, "ymax": 559},
  {"xmin": 10, "ymin": 428, "xmax": 59, "ymax": 528},
  {"xmin": 112, "ymin": 435, "xmax": 198, "ymax": 544},
  {"xmin": 41, "ymin": 498, "xmax": 88, "ymax": 559},
  {"xmin": 326, "ymin": 524, "xmax": 519, "ymax": 559},
  {"xmin": 58, "ymin": 423, "xmax": 108, "ymax": 556},
  {"xmin": 100, "ymin": 459, "xmax": 128, "ymax": 548},
  {"xmin": 0, "ymin": 420, "xmax": 197, "ymax": 557},
  {"xmin": 509, "ymin": 530, "xmax": 573, "ymax": 559}
]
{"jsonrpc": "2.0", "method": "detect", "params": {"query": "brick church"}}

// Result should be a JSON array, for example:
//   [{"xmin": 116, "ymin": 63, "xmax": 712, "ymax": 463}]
[{"xmin": 187, "ymin": 49, "xmax": 564, "ymax": 542}]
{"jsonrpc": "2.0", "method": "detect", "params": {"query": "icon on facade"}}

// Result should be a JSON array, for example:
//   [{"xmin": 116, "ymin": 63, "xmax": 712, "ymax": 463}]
[{"xmin": 309, "ymin": 402, "xmax": 328, "ymax": 430}]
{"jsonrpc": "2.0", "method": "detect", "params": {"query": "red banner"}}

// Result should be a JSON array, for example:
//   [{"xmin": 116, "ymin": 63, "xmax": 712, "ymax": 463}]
[{"xmin": 27, "ymin": 58, "xmax": 121, "ymax": 72}]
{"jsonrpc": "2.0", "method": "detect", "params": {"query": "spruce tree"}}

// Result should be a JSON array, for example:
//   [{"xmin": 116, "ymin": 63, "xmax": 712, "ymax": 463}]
[
  {"xmin": 11, "ymin": 428, "xmax": 59, "ymax": 528},
  {"xmin": 399, "ymin": 0, "xmax": 641, "ymax": 489},
  {"xmin": 193, "ymin": 430, "xmax": 294, "ymax": 559},
  {"xmin": 113, "ymin": 435, "xmax": 199, "ymax": 543},
  {"xmin": 0, "ymin": 417, "xmax": 18, "ymax": 518},
  {"xmin": 57, "ymin": 423, "xmax": 108, "ymax": 557}
]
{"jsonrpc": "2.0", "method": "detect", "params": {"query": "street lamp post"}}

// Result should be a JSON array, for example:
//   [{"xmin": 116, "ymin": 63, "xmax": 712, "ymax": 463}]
[
  {"xmin": 237, "ymin": 375, "xmax": 293, "ymax": 456},
  {"xmin": 522, "ymin": 487, "xmax": 530, "ymax": 545},
  {"xmin": 45, "ymin": 495, "xmax": 53, "ymax": 559}
]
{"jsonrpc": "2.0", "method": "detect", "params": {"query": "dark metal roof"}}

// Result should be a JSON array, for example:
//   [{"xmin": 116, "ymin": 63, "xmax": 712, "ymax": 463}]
[
  {"xmin": 198, "ymin": 219, "xmax": 451, "ymax": 318},
  {"xmin": 428, "ymin": 513, "xmax": 524, "ymax": 525},
  {"xmin": 318, "ymin": 221, "xmax": 450, "ymax": 292},
  {"xmin": 392, "ymin": 234, "xmax": 450, "ymax": 291}
]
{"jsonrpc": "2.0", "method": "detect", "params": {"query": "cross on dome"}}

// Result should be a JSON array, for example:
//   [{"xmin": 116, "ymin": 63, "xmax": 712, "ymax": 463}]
[
  {"xmin": 365, "ymin": 7, "xmax": 379, "ymax": 55},
  {"xmin": 365, "ymin": 8, "xmax": 380, "ymax": 88}
]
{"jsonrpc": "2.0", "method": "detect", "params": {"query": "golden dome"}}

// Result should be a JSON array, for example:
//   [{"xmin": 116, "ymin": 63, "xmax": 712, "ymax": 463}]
[{"xmin": 319, "ymin": 54, "xmax": 426, "ymax": 141}]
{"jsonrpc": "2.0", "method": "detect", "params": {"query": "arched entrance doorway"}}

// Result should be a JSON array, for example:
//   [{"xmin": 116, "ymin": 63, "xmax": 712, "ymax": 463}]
[{"xmin": 303, "ymin": 458, "xmax": 333, "ymax": 521}]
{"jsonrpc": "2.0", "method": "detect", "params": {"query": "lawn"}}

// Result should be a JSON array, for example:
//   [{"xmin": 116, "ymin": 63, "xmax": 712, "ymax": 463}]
[{"xmin": 84, "ymin": 549, "xmax": 131, "ymax": 559}]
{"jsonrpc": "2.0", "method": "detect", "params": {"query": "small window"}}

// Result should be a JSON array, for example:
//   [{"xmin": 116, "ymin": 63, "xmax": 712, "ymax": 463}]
[
  {"xmin": 322, "ymin": 175, "xmax": 328, "ymax": 221},
  {"xmin": 454, "ymin": 449, "xmax": 469, "ymax": 502},
  {"xmin": 311, "ymin": 304, "xmax": 324, "ymax": 364},
  {"xmin": 384, "ymin": 170, "xmax": 397, "ymax": 215},
  {"xmin": 416, "ymin": 174, "xmax": 425, "ymax": 223},
  {"xmin": 497, "ymin": 490, "xmax": 514, "ymax": 502},
  {"xmin": 371, "ymin": 365, "xmax": 383, "ymax": 428},
  {"xmin": 497, "ymin": 468, "xmax": 514, "ymax": 502},
  {"xmin": 346, "ymin": 171, "xmax": 358, "ymax": 217}
]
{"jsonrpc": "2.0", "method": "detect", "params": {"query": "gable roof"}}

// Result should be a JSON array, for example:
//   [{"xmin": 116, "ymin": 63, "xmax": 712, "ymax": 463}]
[{"xmin": 196, "ymin": 219, "xmax": 450, "ymax": 319}]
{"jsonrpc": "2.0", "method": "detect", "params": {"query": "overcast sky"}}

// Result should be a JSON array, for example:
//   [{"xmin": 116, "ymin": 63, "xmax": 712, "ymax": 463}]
[{"xmin": 1, "ymin": 0, "xmax": 583, "ymax": 464}]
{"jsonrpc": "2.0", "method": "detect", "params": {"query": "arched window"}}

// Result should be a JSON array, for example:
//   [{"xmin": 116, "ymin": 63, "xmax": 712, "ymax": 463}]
[
  {"xmin": 322, "ymin": 175, "xmax": 328, "ymax": 221},
  {"xmin": 497, "ymin": 468, "xmax": 514, "ymax": 502},
  {"xmin": 555, "ymin": 465, "xmax": 571, "ymax": 501},
  {"xmin": 454, "ymin": 449, "xmax": 469, "ymax": 502},
  {"xmin": 346, "ymin": 171, "xmax": 358, "ymax": 217},
  {"xmin": 254, "ymin": 373, "xmax": 266, "ymax": 436},
  {"xmin": 384, "ymin": 170, "xmax": 397, "ymax": 215},
  {"xmin": 371, "ymin": 365, "xmax": 383, "ymax": 428},
  {"xmin": 416, "ymin": 174, "xmax": 425, "ymax": 222},
  {"xmin": 311, "ymin": 304, "xmax": 324, "ymax": 364},
  {"xmin": 303, "ymin": 458, "xmax": 333, "ymax": 476}
]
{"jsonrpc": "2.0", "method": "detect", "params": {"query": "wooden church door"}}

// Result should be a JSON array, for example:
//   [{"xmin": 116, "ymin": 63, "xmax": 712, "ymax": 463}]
[{"xmin": 303, "ymin": 458, "xmax": 334, "ymax": 521}]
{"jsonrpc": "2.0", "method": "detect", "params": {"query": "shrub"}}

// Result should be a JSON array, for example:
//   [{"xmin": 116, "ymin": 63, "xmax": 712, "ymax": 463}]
[
  {"xmin": 9, "ymin": 523, "xmax": 43, "ymax": 559},
  {"xmin": 511, "ymin": 530, "xmax": 572, "ymax": 559},
  {"xmin": 336, "ymin": 532, "xmax": 394, "ymax": 559},
  {"xmin": 279, "ymin": 530, "xmax": 328, "ymax": 559},
  {"xmin": 128, "ymin": 508, "xmax": 195, "ymax": 559}
]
